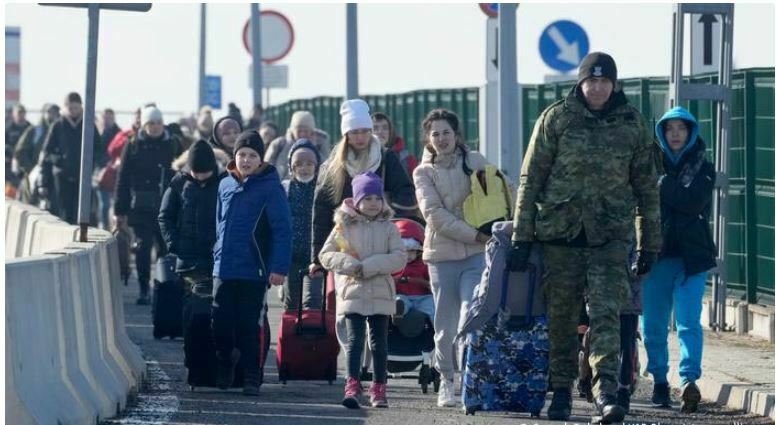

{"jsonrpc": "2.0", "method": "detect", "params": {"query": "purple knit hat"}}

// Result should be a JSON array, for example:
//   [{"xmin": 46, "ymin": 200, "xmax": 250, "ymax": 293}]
[{"xmin": 352, "ymin": 172, "xmax": 384, "ymax": 206}]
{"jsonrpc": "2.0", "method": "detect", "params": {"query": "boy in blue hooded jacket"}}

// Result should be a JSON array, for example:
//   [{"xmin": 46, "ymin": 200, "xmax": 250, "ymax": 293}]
[
  {"xmin": 212, "ymin": 130, "xmax": 292, "ymax": 396},
  {"xmin": 641, "ymin": 106, "xmax": 716, "ymax": 413}
]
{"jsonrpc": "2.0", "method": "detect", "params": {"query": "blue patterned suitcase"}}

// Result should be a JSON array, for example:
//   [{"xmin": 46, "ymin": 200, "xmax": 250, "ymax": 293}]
[{"xmin": 461, "ymin": 264, "xmax": 549, "ymax": 417}]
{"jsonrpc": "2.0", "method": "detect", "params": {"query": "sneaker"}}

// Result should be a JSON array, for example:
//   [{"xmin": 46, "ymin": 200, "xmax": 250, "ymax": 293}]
[
  {"xmin": 594, "ymin": 393, "xmax": 626, "ymax": 424},
  {"xmin": 616, "ymin": 387, "xmax": 631, "ymax": 414},
  {"xmin": 243, "ymin": 370, "xmax": 261, "ymax": 396},
  {"xmin": 651, "ymin": 382, "xmax": 672, "ymax": 408},
  {"xmin": 370, "ymin": 382, "xmax": 388, "ymax": 408},
  {"xmin": 342, "ymin": 377, "xmax": 361, "ymax": 409},
  {"xmin": 547, "ymin": 387, "xmax": 572, "ymax": 420},
  {"xmin": 216, "ymin": 348, "xmax": 241, "ymax": 390},
  {"xmin": 680, "ymin": 382, "xmax": 701, "ymax": 413},
  {"xmin": 436, "ymin": 379, "xmax": 456, "ymax": 407}
]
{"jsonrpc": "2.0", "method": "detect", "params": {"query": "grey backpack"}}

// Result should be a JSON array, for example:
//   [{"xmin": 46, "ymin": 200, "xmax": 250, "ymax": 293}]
[{"xmin": 458, "ymin": 221, "xmax": 545, "ymax": 338}]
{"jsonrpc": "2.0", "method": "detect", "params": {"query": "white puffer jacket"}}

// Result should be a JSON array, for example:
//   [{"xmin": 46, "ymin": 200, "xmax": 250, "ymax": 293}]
[
  {"xmin": 413, "ymin": 146, "xmax": 490, "ymax": 263},
  {"xmin": 319, "ymin": 199, "xmax": 406, "ymax": 316}
]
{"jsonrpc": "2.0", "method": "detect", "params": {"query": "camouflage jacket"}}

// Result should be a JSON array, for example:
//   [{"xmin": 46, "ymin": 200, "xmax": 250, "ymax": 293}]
[{"xmin": 512, "ymin": 86, "xmax": 661, "ymax": 252}]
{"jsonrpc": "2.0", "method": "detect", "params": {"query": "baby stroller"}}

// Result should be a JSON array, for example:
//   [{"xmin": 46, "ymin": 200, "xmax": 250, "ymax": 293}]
[{"xmin": 359, "ymin": 218, "xmax": 440, "ymax": 393}]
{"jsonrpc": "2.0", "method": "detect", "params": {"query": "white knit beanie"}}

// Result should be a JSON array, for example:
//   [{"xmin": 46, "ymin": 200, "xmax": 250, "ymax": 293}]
[
  {"xmin": 340, "ymin": 99, "xmax": 373, "ymax": 135},
  {"xmin": 141, "ymin": 105, "xmax": 163, "ymax": 126},
  {"xmin": 290, "ymin": 110, "xmax": 316, "ymax": 129}
]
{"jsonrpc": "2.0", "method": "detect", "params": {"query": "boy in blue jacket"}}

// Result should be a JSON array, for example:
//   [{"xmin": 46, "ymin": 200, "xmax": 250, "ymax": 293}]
[{"xmin": 212, "ymin": 130, "xmax": 292, "ymax": 396}]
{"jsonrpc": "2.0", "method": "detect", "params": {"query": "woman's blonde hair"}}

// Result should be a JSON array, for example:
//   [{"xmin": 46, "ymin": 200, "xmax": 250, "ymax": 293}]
[{"xmin": 319, "ymin": 134, "xmax": 352, "ymax": 204}]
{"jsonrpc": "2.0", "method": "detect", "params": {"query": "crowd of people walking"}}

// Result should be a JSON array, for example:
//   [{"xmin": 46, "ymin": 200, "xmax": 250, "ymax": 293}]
[{"xmin": 5, "ymin": 51, "xmax": 715, "ymax": 423}]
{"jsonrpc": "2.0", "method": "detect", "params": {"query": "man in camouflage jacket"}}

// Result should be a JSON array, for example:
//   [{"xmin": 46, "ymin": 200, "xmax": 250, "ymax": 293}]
[{"xmin": 508, "ymin": 52, "xmax": 661, "ymax": 423}]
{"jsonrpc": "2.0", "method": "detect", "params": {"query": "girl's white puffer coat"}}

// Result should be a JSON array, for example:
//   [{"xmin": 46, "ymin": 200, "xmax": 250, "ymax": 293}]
[{"xmin": 319, "ymin": 199, "xmax": 406, "ymax": 316}]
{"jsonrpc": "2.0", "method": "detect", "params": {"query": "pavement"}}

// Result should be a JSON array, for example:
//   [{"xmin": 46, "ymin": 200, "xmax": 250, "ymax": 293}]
[{"xmin": 103, "ymin": 278, "xmax": 775, "ymax": 425}]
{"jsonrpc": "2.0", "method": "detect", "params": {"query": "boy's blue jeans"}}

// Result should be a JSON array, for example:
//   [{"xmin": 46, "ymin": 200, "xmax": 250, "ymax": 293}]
[{"xmin": 641, "ymin": 257, "xmax": 706, "ymax": 386}]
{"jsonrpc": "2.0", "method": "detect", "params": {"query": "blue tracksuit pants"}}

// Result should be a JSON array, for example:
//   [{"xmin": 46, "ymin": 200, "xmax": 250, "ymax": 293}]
[{"xmin": 641, "ymin": 257, "xmax": 707, "ymax": 386}]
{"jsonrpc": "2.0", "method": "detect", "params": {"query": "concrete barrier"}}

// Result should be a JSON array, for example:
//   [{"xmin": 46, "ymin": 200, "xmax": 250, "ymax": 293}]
[
  {"xmin": 88, "ymin": 230, "xmax": 146, "ymax": 382},
  {"xmin": 4, "ymin": 201, "xmax": 146, "ymax": 423},
  {"xmin": 4, "ymin": 202, "xmax": 50, "ymax": 259},
  {"xmin": 5, "ymin": 255, "xmax": 96, "ymax": 425},
  {"xmin": 26, "ymin": 214, "xmax": 79, "ymax": 257}
]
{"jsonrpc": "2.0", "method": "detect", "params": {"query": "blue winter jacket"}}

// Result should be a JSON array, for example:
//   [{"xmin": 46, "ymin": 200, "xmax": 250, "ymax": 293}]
[{"xmin": 213, "ymin": 163, "xmax": 292, "ymax": 281}]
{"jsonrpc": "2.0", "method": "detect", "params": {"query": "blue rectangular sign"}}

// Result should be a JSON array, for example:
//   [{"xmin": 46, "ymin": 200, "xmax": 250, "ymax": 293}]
[{"xmin": 205, "ymin": 75, "xmax": 222, "ymax": 109}]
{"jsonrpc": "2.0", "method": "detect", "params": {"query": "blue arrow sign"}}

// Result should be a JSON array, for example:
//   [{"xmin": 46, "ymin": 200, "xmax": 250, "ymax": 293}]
[
  {"xmin": 205, "ymin": 75, "xmax": 222, "ymax": 109},
  {"xmin": 539, "ymin": 20, "xmax": 589, "ymax": 73}
]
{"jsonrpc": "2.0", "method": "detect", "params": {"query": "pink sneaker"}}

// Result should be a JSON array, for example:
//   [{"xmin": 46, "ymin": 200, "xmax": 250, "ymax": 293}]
[
  {"xmin": 342, "ymin": 377, "xmax": 361, "ymax": 409},
  {"xmin": 370, "ymin": 382, "xmax": 388, "ymax": 408}
]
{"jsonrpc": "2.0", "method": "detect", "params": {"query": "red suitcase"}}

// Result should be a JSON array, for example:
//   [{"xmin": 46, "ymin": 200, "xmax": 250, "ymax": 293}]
[{"xmin": 276, "ymin": 271, "xmax": 339, "ymax": 384}]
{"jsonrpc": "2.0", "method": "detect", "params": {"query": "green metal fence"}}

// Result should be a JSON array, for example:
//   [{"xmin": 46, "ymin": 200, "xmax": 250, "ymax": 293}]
[{"xmin": 265, "ymin": 67, "xmax": 774, "ymax": 304}]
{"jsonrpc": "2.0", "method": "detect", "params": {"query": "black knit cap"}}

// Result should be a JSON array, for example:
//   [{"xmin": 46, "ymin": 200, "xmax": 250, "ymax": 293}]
[
  {"xmin": 233, "ymin": 130, "xmax": 265, "ymax": 159},
  {"xmin": 187, "ymin": 139, "xmax": 217, "ymax": 173},
  {"xmin": 578, "ymin": 52, "xmax": 618, "ymax": 84}
]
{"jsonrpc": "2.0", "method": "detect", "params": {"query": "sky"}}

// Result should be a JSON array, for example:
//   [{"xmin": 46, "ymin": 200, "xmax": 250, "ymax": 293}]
[{"xmin": 4, "ymin": 1, "xmax": 776, "ymax": 127}]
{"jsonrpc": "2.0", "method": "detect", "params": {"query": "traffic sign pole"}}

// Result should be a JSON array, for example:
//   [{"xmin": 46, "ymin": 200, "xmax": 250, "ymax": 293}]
[
  {"xmin": 198, "ymin": 4, "xmax": 206, "ymax": 108},
  {"xmin": 497, "ymin": 3, "xmax": 519, "ymax": 178},
  {"xmin": 77, "ymin": 3, "xmax": 100, "ymax": 241},
  {"xmin": 39, "ymin": 2, "xmax": 151, "ymax": 242},
  {"xmin": 346, "ymin": 3, "xmax": 359, "ymax": 100},
  {"xmin": 251, "ymin": 3, "xmax": 263, "ymax": 109}
]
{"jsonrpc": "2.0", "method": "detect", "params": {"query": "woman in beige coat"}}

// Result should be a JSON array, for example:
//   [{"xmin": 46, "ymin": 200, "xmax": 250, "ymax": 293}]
[
  {"xmin": 320, "ymin": 171, "xmax": 406, "ymax": 409},
  {"xmin": 413, "ymin": 108, "xmax": 492, "ymax": 407}
]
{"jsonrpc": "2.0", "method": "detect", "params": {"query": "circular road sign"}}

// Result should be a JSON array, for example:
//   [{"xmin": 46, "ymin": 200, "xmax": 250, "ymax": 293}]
[
  {"xmin": 242, "ymin": 10, "xmax": 295, "ymax": 64},
  {"xmin": 479, "ymin": 3, "xmax": 498, "ymax": 18}
]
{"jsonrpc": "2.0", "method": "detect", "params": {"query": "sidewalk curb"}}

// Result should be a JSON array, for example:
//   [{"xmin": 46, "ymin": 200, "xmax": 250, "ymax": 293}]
[{"xmin": 667, "ymin": 368, "xmax": 775, "ymax": 421}]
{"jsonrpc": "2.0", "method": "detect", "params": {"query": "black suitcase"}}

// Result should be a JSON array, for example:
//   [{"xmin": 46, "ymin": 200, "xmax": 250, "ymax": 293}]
[
  {"xmin": 183, "ymin": 284, "xmax": 271, "ymax": 390},
  {"xmin": 152, "ymin": 255, "xmax": 184, "ymax": 339}
]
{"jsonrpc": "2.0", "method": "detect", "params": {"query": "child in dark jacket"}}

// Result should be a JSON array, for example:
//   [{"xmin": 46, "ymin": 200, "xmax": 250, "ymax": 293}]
[
  {"xmin": 212, "ymin": 131, "xmax": 292, "ymax": 396},
  {"xmin": 158, "ymin": 139, "xmax": 222, "ymax": 292},
  {"xmin": 282, "ymin": 139, "xmax": 323, "ymax": 311},
  {"xmin": 642, "ymin": 106, "xmax": 716, "ymax": 414}
]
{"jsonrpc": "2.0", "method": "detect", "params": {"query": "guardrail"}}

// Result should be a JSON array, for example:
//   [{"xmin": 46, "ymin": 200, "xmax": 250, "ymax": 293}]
[{"xmin": 5, "ymin": 200, "xmax": 145, "ymax": 424}]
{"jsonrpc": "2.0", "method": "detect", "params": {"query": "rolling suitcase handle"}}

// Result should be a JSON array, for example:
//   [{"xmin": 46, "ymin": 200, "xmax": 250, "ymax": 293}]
[{"xmin": 295, "ymin": 269, "xmax": 328, "ymax": 336}]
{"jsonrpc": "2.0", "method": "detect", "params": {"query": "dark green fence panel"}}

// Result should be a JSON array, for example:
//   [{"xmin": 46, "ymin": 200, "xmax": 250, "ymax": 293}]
[{"xmin": 266, "ymin": 68, "xmax": 772, "ymax": 303}]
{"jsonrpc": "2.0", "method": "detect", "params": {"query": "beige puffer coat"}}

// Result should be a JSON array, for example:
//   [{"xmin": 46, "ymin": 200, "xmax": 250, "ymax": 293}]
[
  {"xmin": 319, "ymin": 199, "xmax": 406, "ymax": 316},
  {"xmin": 413, "ymin": 146, "xmax": 491, "ymax": 263}
]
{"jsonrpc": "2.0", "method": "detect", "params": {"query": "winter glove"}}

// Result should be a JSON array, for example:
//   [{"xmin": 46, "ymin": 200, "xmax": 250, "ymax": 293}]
[
  {"xmin": 507, "ymin": 241, "xmax": 532, "ymax": 272},
  {"xmin": 634, "ymin": 250, "xmax": 658, "ymax": 276}
]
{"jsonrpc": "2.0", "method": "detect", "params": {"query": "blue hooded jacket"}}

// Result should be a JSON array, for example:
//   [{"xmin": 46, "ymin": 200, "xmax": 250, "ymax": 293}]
[
  {"xmin": 655, "ymin": 106, "xmax": 700, "ymax": 164},
  {"xmin": 213, "ymin": 162, "xmax": 292, "ymax": 281}
]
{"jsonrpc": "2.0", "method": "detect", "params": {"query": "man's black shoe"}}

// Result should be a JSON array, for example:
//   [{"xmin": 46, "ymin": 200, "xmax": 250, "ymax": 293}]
[
  {"xmin": 547, "ymin": 387, "xmax": 572, "ymax": 420},
  {"xmin": 594, "ymin": 393, "xmax": 626, "ymax": 424}
]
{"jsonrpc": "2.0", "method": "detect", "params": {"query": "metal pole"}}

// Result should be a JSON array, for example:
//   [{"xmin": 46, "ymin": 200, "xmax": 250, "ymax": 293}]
[
  {"xmin": 346, "ymin": 3, "xmax": 359, "ymax": 99},
  {"xmin": 251, "ymin": 3, "xmax": 263, "ymax": 108},
  {"xmin": 713, "ymin": 5, "xmax": 734, "ymax": 329},
  {"xmin": 198, "ymin": 3, "xmax": 206, "ymax": 108},
  {"xmin": 497, "ymin": 3, "xmax": 518, "ymax": 177},
  {"xmin": 669, "ymin": 4, "xmax": 684, "ymax": 108},
  {"xmin": 78, "ymin": 3, "xmax": 100, "ymax": 241}
]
